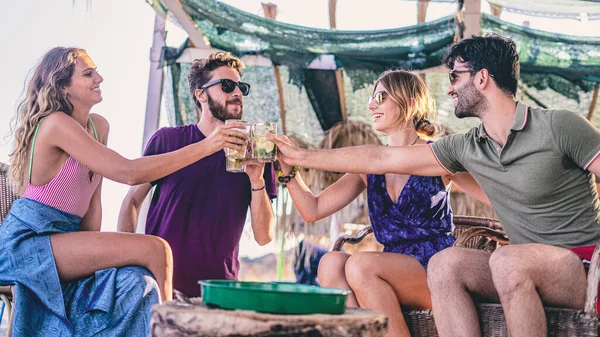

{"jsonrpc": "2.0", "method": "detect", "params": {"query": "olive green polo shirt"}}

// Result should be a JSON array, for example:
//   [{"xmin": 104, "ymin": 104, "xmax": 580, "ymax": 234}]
[{"xmin": 431, "ymin": 102, "xmax": 600, "ymax": 247}]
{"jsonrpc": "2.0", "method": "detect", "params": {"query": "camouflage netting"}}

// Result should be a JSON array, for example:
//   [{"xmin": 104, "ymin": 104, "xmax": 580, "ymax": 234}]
[
  {"xmin": 486, "ymin": 0, "xmax": 600, "ymax": 21},
  {"xmin": 155, "ymin": 0, "xmax": 600, "ymax": 136},
  {"xmin": 151, "ymin": 0, "xmax": 600, "ymax": 240}
]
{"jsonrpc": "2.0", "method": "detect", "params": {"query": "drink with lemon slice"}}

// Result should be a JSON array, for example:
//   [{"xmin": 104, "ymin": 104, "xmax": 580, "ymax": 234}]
[{"xmin": 252, "ymin": 122, "xmax": 277, "ymax": 162}]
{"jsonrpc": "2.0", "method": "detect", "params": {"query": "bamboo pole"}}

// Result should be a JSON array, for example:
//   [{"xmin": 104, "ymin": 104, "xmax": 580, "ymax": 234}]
[{"xmin": 587, "ymin": 84, "xmax": 600, "ymax": 121}]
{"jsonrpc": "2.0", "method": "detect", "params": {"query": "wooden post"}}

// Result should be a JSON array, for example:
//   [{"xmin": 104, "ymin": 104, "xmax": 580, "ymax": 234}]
[
  {"xmin": 328, "ymin": 0, "xmax": 347, "ymax": 122},
  {"xmin": 273, "ymin": 67, "xmax": 287, "ymax": 134},
  {"xmin": 417, "ymin": 0, "xmax": 430, "ymax": 85},
  {"xmin": 490, "ymin": 3, "xmax": 502, "ymax": 17},
  {"xmin": 142, "ymin": 14, "xmax": 167, "ymax": 152},
  {"xmin": 162, "ymin": 0, "xmax": 210, "ymax": 49},
  {"xmin": 463, "ymin": 0, "xmax": 481, "ymax": 38},
  {"xmin": 329, "ymin": 0, "xmax": 337, "ymax": 30},
  {"xmin": 262, "ymin": 3, "xmax": 287, "ymax": 134},
  {"xmin": 417, "ymin": 0, "xmax": 430, "ymax": 24},
  {"xmin": 262, "ymin": 3, "xmax": 288, "ymax": 281},
  {"xmin": 587, "ymin": 84, "xmax": 599, "ymax": 121},
  {"xmin": 335, "ymin": 70, "xmax": 348, "ymax": 121}
]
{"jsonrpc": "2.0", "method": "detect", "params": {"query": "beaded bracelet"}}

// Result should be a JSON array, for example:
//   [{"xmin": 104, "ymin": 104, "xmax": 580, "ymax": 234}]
[{"xmin": 278, "ymin": 166, "xmax": 300, "ymax": 184}]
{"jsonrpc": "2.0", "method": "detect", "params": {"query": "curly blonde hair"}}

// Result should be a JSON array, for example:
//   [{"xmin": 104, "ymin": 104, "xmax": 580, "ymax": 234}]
[
  {"xmin": 374, "ymin": 70, "xmax": 437, "ymax": 137},
  {"xmin": 9, "ymin": 47, "xmax": 87, "ymax": 192}
]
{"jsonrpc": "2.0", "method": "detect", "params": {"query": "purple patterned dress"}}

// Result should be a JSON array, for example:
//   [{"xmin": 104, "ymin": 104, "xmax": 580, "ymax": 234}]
[{"xmin": 367, "ymin": 164, "xmax": 454, "ymax": 269}]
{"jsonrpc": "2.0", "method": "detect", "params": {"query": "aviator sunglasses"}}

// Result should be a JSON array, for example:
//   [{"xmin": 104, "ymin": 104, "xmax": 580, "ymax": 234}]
[
  {"xmin": 448, "ymin": 70, "xmax": 476, "ymax": 85},
  {"xmin": 367, "ymin": 91, "xmax": 388, "ymax": 105},
  {"xmin": 200, "ymin": 78, "xmax": 251, "ymax": 96}
]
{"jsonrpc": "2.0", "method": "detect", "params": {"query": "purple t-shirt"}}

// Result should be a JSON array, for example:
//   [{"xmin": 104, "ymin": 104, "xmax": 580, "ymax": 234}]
[{"xmin": 143, "ymin": 125, "xmax": 277, "ymax": 296}]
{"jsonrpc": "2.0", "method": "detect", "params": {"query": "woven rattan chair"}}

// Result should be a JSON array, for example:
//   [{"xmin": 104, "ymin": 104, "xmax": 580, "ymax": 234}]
[
  {"xmin": 333, "ymin": 216, "xmax": 600, "ymax": 337},
  {"xmin": 0, "ymin": 162, "xmax": 19, "ymax": 337}
]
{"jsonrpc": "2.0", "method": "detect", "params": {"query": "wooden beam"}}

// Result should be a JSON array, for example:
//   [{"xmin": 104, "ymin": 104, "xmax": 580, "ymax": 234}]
[
  {"xmin": 417, "ymin": 0, "xmax": 430, "ymax": 24},
  {"xmin": 463, "ymin": 0, "xmax": 481, "ymax": 38},
  {"xmin": 273, "ymin": 67, "xmax": 287, "ymax": 134},
  {"xmin": 162, "ymin": 0, "xmax": 210, "ymax": 49},
  {"xmin": 329, "ymin": 0, "xmax": 337, "ymax": 31},
  {"xmin": 328, "ymin": 0, "xmax": 347, "ymax": 122},
  {"xmin": 261, "ymin": 3, "xmax": 277, "ymax": 19},
  {"xmin": 176, "ymin": 49, "xmax": 450, "ymax": 75},
  {"xmin": 261, "ymin": 3, "xmax": 287, "ymax": 134},
  {"xmin": 587, "ymin": 84, "xmax": 600, "ymax": 121},
  {"xmin": 418, "ymin": 0, "xmax": 430, "ymax": 86},
  {"xmin": 143, "ymin": 14, "xmax": 167, "ymax": 152},
  {"xmin": 490, "ymin": 3, "xmax": 502, "ymax": 17},
  {"xmin": 335, "ymin": 69, "xmax": 348, "ymax": 121}
]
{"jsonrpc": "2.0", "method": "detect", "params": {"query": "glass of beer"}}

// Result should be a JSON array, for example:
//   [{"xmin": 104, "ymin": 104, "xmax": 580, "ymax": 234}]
[
  {"xmin": 224, "ymin": 120, "xmax": 250, "ymax": 173},
  {"xmin": 252, "ymin": 122, "xmax": 277, "ymax": 162}
]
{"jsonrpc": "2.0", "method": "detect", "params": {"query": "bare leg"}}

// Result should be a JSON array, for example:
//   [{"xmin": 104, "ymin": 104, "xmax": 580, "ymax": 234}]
[
  {"xmin": 427, "ymin": 247, "xmax": 499, "ymax": 337},
  {"xmin": 489, "ymin": 244, "xmax": 586, "ymax": 337},
  {"xmin": 50, "ymin": 232, "xmax": 173, "ymax": 301},
  {"xmin": 345, "ymin": 252, "xmax": 430, "ymax": 337},
  {"xmin": 317, "ymin": 251, "xmax": 358, "ymax": 307}
]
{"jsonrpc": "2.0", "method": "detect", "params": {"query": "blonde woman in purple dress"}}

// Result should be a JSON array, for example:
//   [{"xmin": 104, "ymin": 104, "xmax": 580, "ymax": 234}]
[{"xmin": 277, "ymin": 70, "xmax": 490, "ymax": 337}]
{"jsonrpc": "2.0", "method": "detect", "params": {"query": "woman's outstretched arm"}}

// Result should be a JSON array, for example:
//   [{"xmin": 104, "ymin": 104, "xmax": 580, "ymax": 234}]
[{"xmin": 43, "ymin": 112, "xmax": 247, "ymax": 186}]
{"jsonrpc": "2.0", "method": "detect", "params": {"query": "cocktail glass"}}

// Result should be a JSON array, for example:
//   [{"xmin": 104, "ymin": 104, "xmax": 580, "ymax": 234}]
[
  {"xmin": 225, "ymin": 157, "xmax": 245, "ymax": 173},
  {"xmin": 251, "ymin": 122, "xmax": 277, "ymax": 163},
  {"xmin": 224, "ymin": 120, "xmax": 250, "ymax": 173}
]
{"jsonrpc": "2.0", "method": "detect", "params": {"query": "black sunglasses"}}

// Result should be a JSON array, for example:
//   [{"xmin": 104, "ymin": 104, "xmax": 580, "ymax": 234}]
[{"xmin": 200, "ymin": 79, "xmax": 251, "ymax": 96}]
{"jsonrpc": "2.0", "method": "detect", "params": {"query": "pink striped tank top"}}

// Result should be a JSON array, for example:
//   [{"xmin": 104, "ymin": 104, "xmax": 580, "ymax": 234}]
[{"xmin": 22, "ymin": 116, "xmax": 101, "ymax": 217}]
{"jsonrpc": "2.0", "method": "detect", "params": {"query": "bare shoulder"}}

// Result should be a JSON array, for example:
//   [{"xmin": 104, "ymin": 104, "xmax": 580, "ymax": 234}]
[
  {"xmin": 89, "ymin": 113, "xmax": 110, "ymax": 144},
  {"xmin": 39, "ymin": 111, "xmax": 77, "ymax": 133},
  {"xmin": 89, "ymin": 113, "xmax": 109, "ymax": 131}
]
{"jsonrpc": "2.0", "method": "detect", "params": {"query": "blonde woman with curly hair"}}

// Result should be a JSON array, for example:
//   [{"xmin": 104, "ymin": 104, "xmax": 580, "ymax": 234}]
[
  {"xmin": 277, "ymin": 70, "xmax": 489, "ymax": 337},
  {"xmin": 1, "ymin": 47, "xmax": 248, "ymax": 336}
]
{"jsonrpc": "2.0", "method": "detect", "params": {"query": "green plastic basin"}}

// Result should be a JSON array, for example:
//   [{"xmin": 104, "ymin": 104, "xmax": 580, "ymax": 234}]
[{"xmin": 199, "ymin": 280, "xmax": 350, "ymax": 315}]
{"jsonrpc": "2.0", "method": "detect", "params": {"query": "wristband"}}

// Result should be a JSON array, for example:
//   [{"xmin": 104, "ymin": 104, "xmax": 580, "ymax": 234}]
[
  {"xmin": 251, "ymin": 185, "xmax": 266, "ymax": 192},
  {"xmin": 278, "ymin": 166, "xmax": 300, "ymax": 184}
]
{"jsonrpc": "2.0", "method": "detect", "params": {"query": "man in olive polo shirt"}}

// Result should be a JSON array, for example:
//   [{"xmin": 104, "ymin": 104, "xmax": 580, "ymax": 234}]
[{"xmin": 270, "ymin": 33, "xmax": 600, "ymax": 337}]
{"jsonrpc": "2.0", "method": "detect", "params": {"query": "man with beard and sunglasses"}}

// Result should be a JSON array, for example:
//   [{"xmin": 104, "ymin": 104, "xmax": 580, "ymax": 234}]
[
  {"xmin": 118, "ymin": 52, "xmax": 277, "ymax": 297},
  {"xmin": 269, "ymin": 34, "xmax": 600, "ymax": 337}
]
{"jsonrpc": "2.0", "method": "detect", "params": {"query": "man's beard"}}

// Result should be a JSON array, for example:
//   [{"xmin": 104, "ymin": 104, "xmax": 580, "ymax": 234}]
[
  {"xmin": 454, "ymin": 80, "xmax": 488, "ymax": 119},
  {"xmin": 207, "ymin": 93, "xmax": 243, "ymax": 122}
]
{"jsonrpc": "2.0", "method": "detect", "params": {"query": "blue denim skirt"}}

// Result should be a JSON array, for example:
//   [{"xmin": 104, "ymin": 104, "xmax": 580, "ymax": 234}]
[{"xmin": 0, "ymin": 198, "xmax": 159, "ymax": 336}]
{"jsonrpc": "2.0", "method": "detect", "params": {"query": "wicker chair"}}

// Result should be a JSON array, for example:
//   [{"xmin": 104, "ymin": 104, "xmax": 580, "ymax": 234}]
[
  {"xmin": 0, "ymin": 162, "xmax": 19, "ymax": 337},
  {"xmin": 333, "ymin": 216, "xmax": 600, "ymax": 337}
]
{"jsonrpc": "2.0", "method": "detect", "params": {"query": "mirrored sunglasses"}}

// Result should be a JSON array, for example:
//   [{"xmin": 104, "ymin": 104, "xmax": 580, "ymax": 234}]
[{"xmin": 367, "ymin": 91, "xmax": 387, "ymax": 105}]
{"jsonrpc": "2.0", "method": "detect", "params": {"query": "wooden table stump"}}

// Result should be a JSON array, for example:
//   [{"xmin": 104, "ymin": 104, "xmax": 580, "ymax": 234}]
[{"xmin": 151, "ymin": 298, "xmax": 388, "ymax": 337}]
